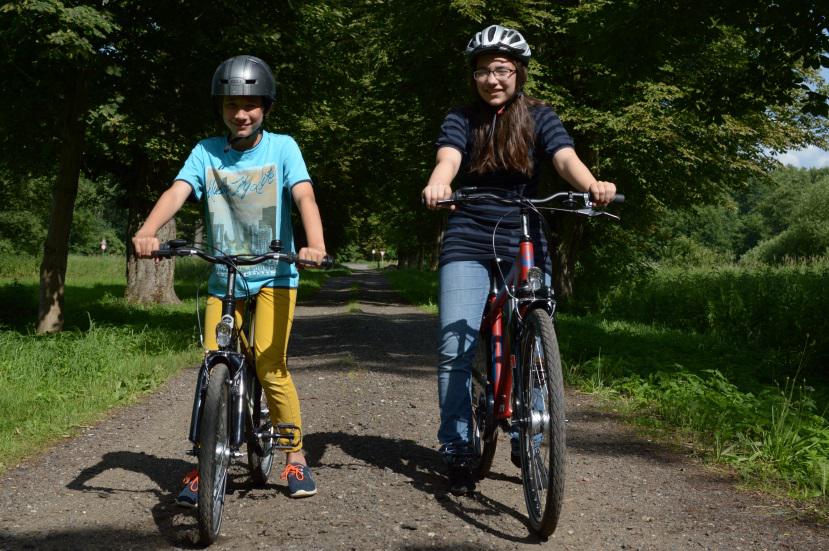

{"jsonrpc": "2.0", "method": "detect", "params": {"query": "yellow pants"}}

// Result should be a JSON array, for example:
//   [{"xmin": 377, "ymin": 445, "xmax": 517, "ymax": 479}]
[{"xmin": 204, "ymin": 287, "xmax": 303, "ymax": 453}]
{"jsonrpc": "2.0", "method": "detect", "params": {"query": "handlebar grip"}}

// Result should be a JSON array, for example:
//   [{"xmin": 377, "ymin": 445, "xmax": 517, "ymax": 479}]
[
  {"xmin": 589, "ymin": 192, "xmax": 625, "ymax": 204},
  {"xmin": 150, "ymin": 245, "xmax": 172, "ymax": 258},
  {"xmin": 296, "ymin": 255, "xmax": 334, "ymax": 269}
]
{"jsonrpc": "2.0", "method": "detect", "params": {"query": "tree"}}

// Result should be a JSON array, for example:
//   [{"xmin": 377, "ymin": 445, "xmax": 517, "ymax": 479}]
[{"xmin": 0, "ymin": 1, "xmax": 117, "ymax": 332}]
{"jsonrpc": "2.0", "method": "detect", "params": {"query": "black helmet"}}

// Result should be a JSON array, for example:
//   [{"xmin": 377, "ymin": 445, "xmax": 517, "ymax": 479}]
[
  {"xmin": 465, "ymin": 24, "xmax": 531, "ymax": 65},
  {"xmin": 211, "ymin": 55, "xmax": 276, "ymax": 105}
]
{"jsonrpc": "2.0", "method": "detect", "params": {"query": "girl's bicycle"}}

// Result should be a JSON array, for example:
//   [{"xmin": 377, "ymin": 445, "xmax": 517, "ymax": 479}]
[
  {"xmin": 437, "ymin": 188, "xmax": 623, "ymax": 537},
  {"xmin": 152, "ymin": 239, "xmax": 331, "ymax": 545}
]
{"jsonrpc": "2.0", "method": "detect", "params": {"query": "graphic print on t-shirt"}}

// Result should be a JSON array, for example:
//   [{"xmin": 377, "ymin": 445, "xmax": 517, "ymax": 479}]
[{"xmin": 205, "ymin": 164, "xmax": 281, "ymax": 280}]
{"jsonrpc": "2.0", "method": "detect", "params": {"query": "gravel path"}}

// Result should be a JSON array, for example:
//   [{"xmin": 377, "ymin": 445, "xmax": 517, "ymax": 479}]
[{"xmin": 0, "ymin": 266, "xmax": 826, "ymax": 550}]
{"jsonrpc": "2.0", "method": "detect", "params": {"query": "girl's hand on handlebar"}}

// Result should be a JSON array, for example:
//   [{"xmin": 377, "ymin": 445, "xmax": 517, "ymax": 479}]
[
  {"xmin": 422, "ymin": 183, "xmax": 454, "ymax": 210},
  {"xmin": 297, "ymin": 246, "xmax": 327, "ymax": 267},
  {"xmin": 132, "ymin": 234, "xmax": 160, "ymax": 258},
  {"xmin": 588, "ymin": 181, "xmax": 617, "ymax": 207}
]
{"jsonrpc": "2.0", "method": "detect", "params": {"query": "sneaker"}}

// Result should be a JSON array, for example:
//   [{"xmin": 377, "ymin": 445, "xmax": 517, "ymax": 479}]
[
  {"xmin": 176, "ymin": 468, "xmax": 199, "ymax": 508},
  {"xmin": 510, "ymin": 432, "xmax": 542, "ymax": 469},
  {"xmin": 447, "ymin": 463, "xmax": 476, "ymax": 495},
  {"xmin": 281, "ymin": 463, "xmax": 317, "ymax": 498}
]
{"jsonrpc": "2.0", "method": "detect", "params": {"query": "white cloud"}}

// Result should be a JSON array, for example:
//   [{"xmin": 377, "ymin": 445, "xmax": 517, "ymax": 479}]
[
  {"xmin": 776, "ymin": 146, "xmax": 829, "ymax": 169},
  {"xmin": 775, "ymin": 67, "xmax": 829, "ymax": 169}
]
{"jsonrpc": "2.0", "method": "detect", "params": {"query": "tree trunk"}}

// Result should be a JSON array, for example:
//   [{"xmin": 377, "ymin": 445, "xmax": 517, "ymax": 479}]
[
  {"xmin": 552, "ymin": 216, "xmax": 585, "ymax": 300},
  {"xmin": 194, "ymin": 219, "xmax": 204, "ymax": 249},
  {"xmin": 37, "ymin": 72, "xmax": 88, "ymax": 333},
  {"xmin": 124, "ymin": 152, "xmax": 181, "ymax": 304},
  {"xmin": 550, "ymin": 142, "xmax": 598, "ymax": 301},
  {"xmin": 125, "ymin": 219, "xmax": 180, "ymax": 304}
]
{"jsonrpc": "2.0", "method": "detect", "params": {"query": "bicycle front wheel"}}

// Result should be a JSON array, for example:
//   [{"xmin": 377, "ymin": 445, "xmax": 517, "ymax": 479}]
[
  {"xmin": 198, "ymin": 362, "xmax": 231, "ymax": 545},
  {"xmin": 518, "ymin": 308, "xmax": 565, "ymax": 537}
]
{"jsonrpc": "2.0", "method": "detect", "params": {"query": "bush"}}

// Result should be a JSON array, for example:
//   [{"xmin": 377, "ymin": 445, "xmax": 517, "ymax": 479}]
[{"xmin": 601, "ymin": 260, "xmax": 829, "ymax": 372}]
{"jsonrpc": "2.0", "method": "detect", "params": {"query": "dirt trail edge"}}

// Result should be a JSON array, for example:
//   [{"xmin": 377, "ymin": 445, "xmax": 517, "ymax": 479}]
[{"xmin": 1, "ymin": 266, "xmax": 826, "ymax": 550}]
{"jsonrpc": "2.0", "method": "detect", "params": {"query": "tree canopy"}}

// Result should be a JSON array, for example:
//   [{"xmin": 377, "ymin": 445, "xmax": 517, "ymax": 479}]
[{"xmin": 0, "ymin": 0, "xmax": 826, "ymax": 322}]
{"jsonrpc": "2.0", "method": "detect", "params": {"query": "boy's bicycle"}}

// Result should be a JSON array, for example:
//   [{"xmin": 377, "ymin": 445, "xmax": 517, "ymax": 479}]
[
  {"xmin": 437, "ymin": 188, "xmax": 623, "ymax": 537},
  {"xmin": 152, "ymin": 239, "xmax": 332, "ymax": 545}
]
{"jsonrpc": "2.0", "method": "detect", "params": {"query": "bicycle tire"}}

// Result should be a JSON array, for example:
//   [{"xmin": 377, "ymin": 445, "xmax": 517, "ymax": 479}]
[
  {"xmin": 198, "ymin": 362, "xmax": 231, "ymax": 545},
  {"xmin": 472, "ymin": 337, "xmax": 497, "ymax": 479},
  {"xmin": 246, "ymin": 377, "xmax": 274, "ymax": 486},
  {"xmin": 518, "ymin": 308, "xmax": 565, "ymax": 537}
]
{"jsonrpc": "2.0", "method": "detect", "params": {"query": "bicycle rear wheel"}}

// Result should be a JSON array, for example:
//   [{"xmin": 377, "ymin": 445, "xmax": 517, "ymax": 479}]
[
  {"xmin": 246, "ymin": 376, "xmax": 274, "ymax": 486},
  {"xmin": 518, "ymin": 308, "xmax": 565, "ymax": 537},
  {"xmin": 472, "ymin": 336, "xmax": 497, "ymax": 479},
  {"xmin": 198, "ymin": 362, "xmax": 231, "ymax": 545}
]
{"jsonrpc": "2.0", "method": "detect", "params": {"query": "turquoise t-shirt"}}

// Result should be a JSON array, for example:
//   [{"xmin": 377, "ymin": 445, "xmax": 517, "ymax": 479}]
[{"xmin": 175, "ymin": 131, "xmax": 311, "ymax": 297}]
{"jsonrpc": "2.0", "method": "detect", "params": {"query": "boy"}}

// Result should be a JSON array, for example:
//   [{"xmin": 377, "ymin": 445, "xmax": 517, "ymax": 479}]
[{"xmin": 133, "ymin": 55, "xmax": 326, "ymax": 502}]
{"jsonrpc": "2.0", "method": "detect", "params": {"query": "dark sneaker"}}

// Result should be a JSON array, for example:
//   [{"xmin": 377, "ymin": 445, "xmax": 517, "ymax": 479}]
[
  {"xmin": 176, "ymin": 468, "xmax": 199, "ymax": 508},
  {"xmin": 281, "ymin": 463, "xmax": 317, "ymax": 498},
  {"xmin": 447, "ymin": 463, "xmax": 476, "ymax": 495},
  {"xmin": 510, "ymin": 433, "xmax": 542, "ymax": 469}
]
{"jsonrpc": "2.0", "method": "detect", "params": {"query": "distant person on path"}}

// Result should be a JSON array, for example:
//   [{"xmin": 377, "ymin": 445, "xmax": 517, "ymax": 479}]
[
  {"xmin": 132, "ymin": 55, "xmax": 327, "ymax": 504},
  {"xmin": 100, "ymin": 238, "xmax": 107, "ymax": 255},
  {"xmin": 421, "ymin": 25, "xmax": 617, "ymax": 494}
]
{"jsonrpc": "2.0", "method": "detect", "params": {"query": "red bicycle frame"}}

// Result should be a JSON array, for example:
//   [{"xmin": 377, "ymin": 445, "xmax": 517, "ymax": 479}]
[{"xmin": 481, "ymin": 216, "xmax": 541, "ymax": 421}]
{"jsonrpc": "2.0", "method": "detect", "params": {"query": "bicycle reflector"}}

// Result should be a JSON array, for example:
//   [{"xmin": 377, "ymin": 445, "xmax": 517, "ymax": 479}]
[
  {"xmin": 216, "ymin": 314, "xmax": 234, "ymax": 348},
  {"xmin": 527, "ymin": 267, "xmax": 544, "ymax": 292}
]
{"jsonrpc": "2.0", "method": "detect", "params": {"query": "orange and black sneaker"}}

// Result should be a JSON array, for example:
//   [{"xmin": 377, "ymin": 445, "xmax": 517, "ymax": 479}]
[
  {"xmin": 176, "ymin": 468, "xmax": 199, "ymax": 508},
  {"xmin": 280, "ymin": 463, "xmax": 317, "ymax": 498}
]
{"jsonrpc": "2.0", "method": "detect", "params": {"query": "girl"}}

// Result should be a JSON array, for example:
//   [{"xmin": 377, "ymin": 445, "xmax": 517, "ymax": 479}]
[{"xmin": 422, "ymin": 25, "xmax": 616, "ymax": 494}]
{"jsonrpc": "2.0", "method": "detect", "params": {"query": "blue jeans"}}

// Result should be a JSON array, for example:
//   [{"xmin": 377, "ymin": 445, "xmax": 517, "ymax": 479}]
[
  {"xmin": 437, "ymin": 260, "xmax": 490, "ymax": 451},
  {"xmin": 437, "ymin": 260, "xmax": 550, "ymax": 455}
]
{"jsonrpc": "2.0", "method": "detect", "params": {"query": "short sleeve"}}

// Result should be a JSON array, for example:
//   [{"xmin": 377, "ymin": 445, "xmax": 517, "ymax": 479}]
[
  {"xmin": 535, "ymin": 106, "xmax": 575, "ymax": 158},
  {"xmin": 280, "ymin": 137, "xmax": 312, "ymax": 188},
  {"xmin": 435, "ymin": 108, "xmax": 469, "ymax": 153},
  {"xmin": 174, "ymin": 144, "xmax": 206, "ymax": 201}
]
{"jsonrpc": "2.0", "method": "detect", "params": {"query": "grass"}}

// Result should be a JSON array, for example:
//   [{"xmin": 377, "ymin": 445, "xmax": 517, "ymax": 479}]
[
  {"xmin": 0, "ymin": 254, "xmax": 345, "ymax": 472},
  {"xmin": 384, "ymin": 268, "xmax": 438, "ymax": 314},
  {"xmin": 384, "ymin": 267, "xmax": 829, "ymax": 506}
]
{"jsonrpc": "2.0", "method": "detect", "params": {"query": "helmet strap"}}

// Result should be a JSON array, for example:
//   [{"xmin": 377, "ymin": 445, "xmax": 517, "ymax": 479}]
[{"xmin": 224, "ymin": 126, "xmax": 263, "ymax": 153}]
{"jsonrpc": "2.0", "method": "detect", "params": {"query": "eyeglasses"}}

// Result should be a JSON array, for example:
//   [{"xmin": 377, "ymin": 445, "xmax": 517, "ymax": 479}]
[{"xmin": 472, "ymin": 67, "xmax": 516, "ymax": 82}]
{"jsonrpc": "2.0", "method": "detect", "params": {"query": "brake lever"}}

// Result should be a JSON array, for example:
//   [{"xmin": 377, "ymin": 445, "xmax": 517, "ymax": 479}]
[{"xmin": 573, "ymin": 208, "xmax": 620, "ymax": 221}]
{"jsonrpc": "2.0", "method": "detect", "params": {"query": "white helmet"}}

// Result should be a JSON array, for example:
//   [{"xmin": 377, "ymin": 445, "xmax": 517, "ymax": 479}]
[{"xmin": 465, "ymin": 24, "xmax": 531, "ymax": 65}]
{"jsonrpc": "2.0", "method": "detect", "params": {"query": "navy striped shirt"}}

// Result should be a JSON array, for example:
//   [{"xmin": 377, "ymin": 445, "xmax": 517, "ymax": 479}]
[{"xmin": 436, "ymin": 104, "xmax": 574, "ymax": 267}]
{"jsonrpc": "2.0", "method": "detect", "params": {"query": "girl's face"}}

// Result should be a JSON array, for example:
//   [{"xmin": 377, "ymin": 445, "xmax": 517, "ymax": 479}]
[
  {"xmin": 473, "ymin": 54, "xmax": 518, "ymax": 107},
  {"xmin": 222, "ymin": 96, "xmax": 265, "ymax": 142}
]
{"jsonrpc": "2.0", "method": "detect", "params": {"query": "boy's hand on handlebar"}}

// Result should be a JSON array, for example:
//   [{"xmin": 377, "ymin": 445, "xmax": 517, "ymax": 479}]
[
  {"xmin": 297, "ymin": 246, "xmax": 327, "ymax": 267},
  {"xmin": 422, "ymin": 183, "xmax": 454, "ymax": 210},
  {"xmin": 588, "ymin": 181, "xmax": 617, "ymax": 207},
  {"xmin": 132, "ymin": 234, "xmax": 160, "ymax": 258}
]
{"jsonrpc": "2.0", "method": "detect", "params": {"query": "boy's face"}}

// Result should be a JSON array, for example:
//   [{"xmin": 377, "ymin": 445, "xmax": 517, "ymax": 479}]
[{"xmin": 222, "ymin": 96, "xmax": 266, "ymax": 141}]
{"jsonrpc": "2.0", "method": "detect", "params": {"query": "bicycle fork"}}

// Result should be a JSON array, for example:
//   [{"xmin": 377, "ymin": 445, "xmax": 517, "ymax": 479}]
[{"xmin": 188, "ymin": 352, "xmax": 247, "ymax": 449}]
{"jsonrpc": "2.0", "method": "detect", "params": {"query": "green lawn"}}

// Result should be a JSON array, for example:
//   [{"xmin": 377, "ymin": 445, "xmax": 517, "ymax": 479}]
[
  {"xmin": 386, "ymin": 267, "xmax": 829, "ymax": 505},
  {"xmin": 0, "ymin": 254, "xmax": 345, "ymax": 472}
]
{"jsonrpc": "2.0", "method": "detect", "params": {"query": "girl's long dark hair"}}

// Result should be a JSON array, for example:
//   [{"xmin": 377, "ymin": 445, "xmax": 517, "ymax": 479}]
[{"xmin": 468, "ymin": 62, "xmax": 541, "ymax": 177}]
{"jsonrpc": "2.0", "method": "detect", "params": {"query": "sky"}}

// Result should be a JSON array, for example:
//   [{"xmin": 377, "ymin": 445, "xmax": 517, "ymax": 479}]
[{"xmin": 774, "ymin": 67, "xmax": 829, "ymax": 169}]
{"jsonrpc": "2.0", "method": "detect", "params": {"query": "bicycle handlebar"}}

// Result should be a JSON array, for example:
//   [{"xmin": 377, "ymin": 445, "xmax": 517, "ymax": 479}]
[
  {"xmin": 433, "ymin": 188, "xmax": 624, "ymax": 221},
  {"xmin": 151, "ymin": 241, "xmax": 334, "ymax": 269}
]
